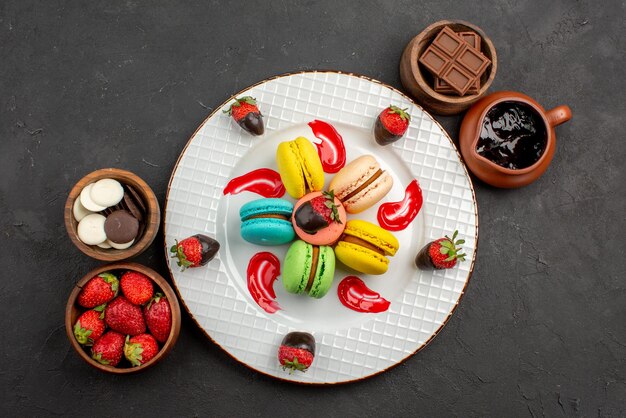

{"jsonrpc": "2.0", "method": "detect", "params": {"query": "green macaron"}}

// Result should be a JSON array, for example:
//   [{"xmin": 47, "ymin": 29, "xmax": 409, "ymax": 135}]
[{"xmin": 282, "ymin": 240, "xmax": 335, "ymax": 299}]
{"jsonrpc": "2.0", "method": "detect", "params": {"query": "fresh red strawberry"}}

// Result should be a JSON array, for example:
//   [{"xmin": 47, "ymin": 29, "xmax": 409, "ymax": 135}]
[
  {"xmin": 120, "ymin": 271, "xmax": 154, "ymax": 305},
  {"xmin": 223, "ymin": 96, "xmax": 264, "ymax": 135},
  {"xmin": 91, "ymin": 331, "xmax": 125, "ymax": 366},
  {"xmin": 73, "ymin": 306, "xmax": 106, "ymax": 346},
  {"xmin": 294, "ymin": 191, "xmax": 342, "ymax": 234},
  {"xmin": 278, "ymin": 332, "xmax": 315, "ymax": 373},
  {"xmin": 144, "ymin": 293, "xmax": 172, "ymax": 343},
  {"xmin": 375, "ymin": 105, "xmax": 411, "ymax": 145},
  {"xmin": 124, "ymin": 334, "xmax": 160, "ymax": 367},
  {"xmin": 77, "ymin": 273, "xmax": 118, "ymax": 308},
  {"xmin": 170, "ymin": 234, "xmax": 219, "ymax": 271},
  {"xmin": 105, "ymin": 296, "xmax": 146, "ymax": 336},
  {"xmin": 415, "ymin": 230, "xmax": 466, "ymax": 270}
]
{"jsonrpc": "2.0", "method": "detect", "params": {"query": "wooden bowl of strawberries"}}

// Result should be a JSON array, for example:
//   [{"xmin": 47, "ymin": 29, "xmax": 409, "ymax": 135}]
[{"xmin": 65, "ymin": 262, "xmax": 181, "ymax": 374}]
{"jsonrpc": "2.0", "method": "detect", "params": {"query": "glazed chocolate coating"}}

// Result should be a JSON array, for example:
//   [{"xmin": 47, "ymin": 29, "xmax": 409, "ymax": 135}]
[
  {"xmin": 238, "ymin": 112, "xmax": 264, "ymax": 136},
  {"xmin": 194, "ymin": 234, "xmax": 220, "ymax": 265},
  {"xmin": 104, "ymin": 210, "xmax": 139, "ymax": 244},
  {"xmin": 374, "ymin": 118, "xmax": 402, "ymax": 146},
  {"xmin": 294, "ymin": 201, "xmax": 328, "ymax": 234},
  {"xmin": 281, "ymin": 331, "xmax": 315, "ymax": 355},
  {"xmin": 414, "ymin": 242, "xmax": 437, "ymax": 270}
]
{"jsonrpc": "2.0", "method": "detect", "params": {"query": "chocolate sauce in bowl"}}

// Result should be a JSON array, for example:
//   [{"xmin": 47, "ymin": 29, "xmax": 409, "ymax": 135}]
[{"xmin": 476, "ymin": 101, "xmax": 547, "ymax": 169}]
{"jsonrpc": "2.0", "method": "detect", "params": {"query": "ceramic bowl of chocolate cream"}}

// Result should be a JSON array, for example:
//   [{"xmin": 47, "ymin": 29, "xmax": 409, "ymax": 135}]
[
  {"xmin": 64, "ymin": 168, "xmax": 160, "ymax": 261},
  {"xmin": 459, "ymin": 91, "xmax": 572, "ymax": 188},
  {"xmin": 400, "ymin": 20, "xmax": 497, "ymax": 115}
]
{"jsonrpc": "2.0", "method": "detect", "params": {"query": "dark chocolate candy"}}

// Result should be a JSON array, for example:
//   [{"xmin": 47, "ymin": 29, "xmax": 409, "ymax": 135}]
[
  {"xmin": 238, "ymin": 112, "xmax": 264, "ymax": 136},
  {"xmin": 281, "ymin": 331, "xmax": 315, "ymax": 356},
  {"xmin": 104, "ymin": 210, "xmax": 139, "ymax": 244},
  {"xmin": 122, "ymin": 189, "xmax": 144, "ymax": 222},
  {"xmin": 124, "ymin": 185, "xmax": 147, "ymax": 214},
  {"xmin": 419, "ymin": 26, "xmax": 491, "ymax": 96}
]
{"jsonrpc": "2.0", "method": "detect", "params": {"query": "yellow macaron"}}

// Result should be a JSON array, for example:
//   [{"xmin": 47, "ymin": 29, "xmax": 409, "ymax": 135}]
[
  {"xmin": 334, "ymin": 219, "xmax": 399, "ymax": 275},
  {"xmin": 276, "ymin": 136, "xmax": 325, "ymax": 199}
]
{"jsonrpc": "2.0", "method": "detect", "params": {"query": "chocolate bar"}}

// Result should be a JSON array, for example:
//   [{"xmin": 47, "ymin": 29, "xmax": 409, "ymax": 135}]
[
  {"xmin": 419, "ymin": 26, "xmax": 491, "ymax": 96},
  {"xmin": 434, "ymin": 31, "xmax": 481, "ymax": 94}
]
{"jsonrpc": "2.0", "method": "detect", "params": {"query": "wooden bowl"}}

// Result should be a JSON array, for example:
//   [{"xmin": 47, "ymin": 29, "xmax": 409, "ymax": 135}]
[
  {"xmin": 400, "ymin": 20, "xmax": 498, "ymax": 115},
  {"xmin": 65, "ymin": 262, "xmax": 181, "ymax": 374},
  {"xmin": 64, "ymin": 168, "xmax": 160, "ymax": 261}
]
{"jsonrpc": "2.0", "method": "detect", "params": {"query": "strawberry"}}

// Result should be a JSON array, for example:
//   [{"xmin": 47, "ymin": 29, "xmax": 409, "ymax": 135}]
[
  {"xmin": 223, "ymin": 96, "xmax": 264, "ymax": 135},
  {"xmin": 120, "ymin": 271, "xmax": 154, "ymax": 305},
  {"xmin": 144, "ymin": 293, "xmax": 172, "ymax": 343},
  {"xmin": 375, "ymin": 105, "xmax": 411, "ymax": 145},
  {"xmin": 294, "ymin": 191, "xmax": 342, "ymax": 234},
  {"xmin": 278, "ymin": 332, "xmax": 315, "ymax": 373},
  {"xmin": 124, "ymin": 334, "xmax": 160, "ymax": 367},
  {"xmin": 170, "ymin": 234, "xmax": 220, "ymax": 271},
  {"xmin": 77, "ymin": 273, "xmax": 118, "ymax": 308},
  {"xmin": 105, "ymin": 296, "xmax": 146, "ymax": 336},
  {"xmin": 73, "ymin": 306, "xmax": 106, "ymax": 346},
  {"xmin": 91, "ymin": 331, "xmax": 125, "ymax": 366},
  {"xmin": 415, "ymin": 230, "xmax": 466, "ymax": 270}
]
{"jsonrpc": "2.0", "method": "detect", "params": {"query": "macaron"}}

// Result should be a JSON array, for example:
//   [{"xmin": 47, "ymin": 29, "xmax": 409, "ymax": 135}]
[
  {"xmin": 282, "ymin": 240, "xmax": 335, "ymax": 299},
  {"xmin": 292, "ymin": 191, "xmax": 346, "ymax": 245},
  {"xmin": 334, "ymin": 220, "xmax": 399, "ymax": 275},
  {"xmin": 240, "ymin": 198, "xmax": 295, "ymax": 245},
  {"xmin": 328, "ymin": 155, "xmax": 393, "ymax": 214},
  {"xmin": 276, "ymin": 136, "xmax": 325, "ymax": 199}
]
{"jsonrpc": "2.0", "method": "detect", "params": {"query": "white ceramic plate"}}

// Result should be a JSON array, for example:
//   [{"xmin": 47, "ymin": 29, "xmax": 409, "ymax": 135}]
[{"xmin": 164, "ymin": 71, "xmax": 478, "ymax": 384}]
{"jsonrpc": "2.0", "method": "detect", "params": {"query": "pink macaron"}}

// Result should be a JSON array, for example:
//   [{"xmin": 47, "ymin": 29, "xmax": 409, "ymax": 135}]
[
  {"xmin": 328, "ymin": 155, "xmax": 393, "ymax": 214},
  {"xmin": 292, "ymin": 191, "xmax": 347, "ymax": 245}
]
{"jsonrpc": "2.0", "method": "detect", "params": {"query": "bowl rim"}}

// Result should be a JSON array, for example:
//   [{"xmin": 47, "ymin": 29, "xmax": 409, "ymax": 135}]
[
  {"xmin": 408, "ymin": 19, "xmax": 498, "ymax": 104},
  {"xmin": 64, "ymin": 168, "xmax": 161, "ymax": 261},
  {"xmin": 65, "ymin": 262, "xmax": 181, "ymax": 374}
]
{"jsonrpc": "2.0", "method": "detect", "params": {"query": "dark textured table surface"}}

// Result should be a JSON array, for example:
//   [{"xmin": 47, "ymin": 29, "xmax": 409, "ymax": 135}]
[{"xmin": 1, "ymin": 1, "xmax": 624, "ymax": 416}]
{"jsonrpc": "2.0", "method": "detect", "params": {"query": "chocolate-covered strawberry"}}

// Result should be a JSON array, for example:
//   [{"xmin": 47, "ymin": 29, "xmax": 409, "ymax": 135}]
[
  {"xmin": 374, "ymin": 105, "xmax": 410, "ymax": 145},
  {"xmin": 124, "ymin": 334, "xmax": 159, "ymax": 367},
  {"xmin": 77, "ymin": 273, "xmax": 118, "ymax": 308},
  {"xmin": 170, "ymin": 234, "xmax": 220, "ymax": 271},
  {"xmin": 144, "ymin": 293, "xmax": 172, "ymax": 343},
  {"xmin": 294, "ymin": 191, "xmax": 342, "ymax": 234},
  {"xmin": 278, "ymin": 331, "xmax": 315, "ymax": 373},
  {"xmin": 105, "ymin": 296, "xmax": 146, "ymax": 336},
  {"xmin": 73, "ymin": 306, "xmax": 106, "ymax": 346},
  {"xmin": 415, "ymin": 230, "xmax": 466, "ymax": 270},
  {"xmin": 223, "ymin": 96, "xmax": 264, "ymax": 136},
  {"xmin": 91, "ymin": 331, "xmax": 125, "ymax": 366}
]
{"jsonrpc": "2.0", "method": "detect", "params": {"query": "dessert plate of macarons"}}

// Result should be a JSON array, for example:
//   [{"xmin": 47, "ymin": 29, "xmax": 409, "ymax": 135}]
[{"xmin": 164, "ymin": 71, "xmax": 477, "ymax": 384}]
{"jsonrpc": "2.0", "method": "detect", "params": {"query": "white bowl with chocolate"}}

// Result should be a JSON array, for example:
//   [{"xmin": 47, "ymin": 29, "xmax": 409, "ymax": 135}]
[{"xmin": 64, "ymin": 168, "xmax": 160, "ymax": 261}]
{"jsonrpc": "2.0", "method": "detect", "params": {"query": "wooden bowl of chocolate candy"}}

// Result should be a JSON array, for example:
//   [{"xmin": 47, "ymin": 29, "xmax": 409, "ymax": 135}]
[
  {"xmin": 64, "ymin": 168, "xmax": 160, "ymax": 261},
  {"xmin": 400, "ymin": 20, "xmax": 498, "ymax": 115}
]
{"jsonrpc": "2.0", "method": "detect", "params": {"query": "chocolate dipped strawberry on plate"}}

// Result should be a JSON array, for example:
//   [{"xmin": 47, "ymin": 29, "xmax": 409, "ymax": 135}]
[
  {"xmin": 278, "ymin": 331, "xmax": 316, "ymax": 373},
  {"xmin": 374, "ymin": 105, "xmax": 411, "ymax": 145},
  {"xmin": 170, "ymin": 234, "xmax": 220, "ymax": 271},
  {"xmin": 223, "ymin": 96, "xmax": 264, "ymax": 136},
  {"xmin": 415, "ymin": 230, "xmax": 466, "ymax": 270}
]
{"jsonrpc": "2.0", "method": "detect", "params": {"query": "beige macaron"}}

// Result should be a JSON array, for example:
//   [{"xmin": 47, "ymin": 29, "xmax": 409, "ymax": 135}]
[{"xmin": 328, "ymin": 155, "xmax": 393, "ymax": 214}]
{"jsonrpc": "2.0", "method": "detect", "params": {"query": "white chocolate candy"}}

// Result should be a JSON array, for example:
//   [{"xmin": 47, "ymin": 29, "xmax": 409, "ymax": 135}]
[
  {"xmin": 90, "ymin": 178, "xmax": 124, "ymax": 207},
  {"xmin": 72, "ymin": 197, "xmax": 93, "ymax": 222},
  {"xmin": 97, "ymin": 241, "xmax": 112, "ymax": 249},
  {"xmin": 77, "ymin": 213, "xmax": 107, "ymax": 245},
  {"xmin": 80, "ymin": 184, "xmax": 107, "ymax": 212},
  {"xmin": 107, "ymin": 238, "xmax": 135, "ymax": 250}
]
